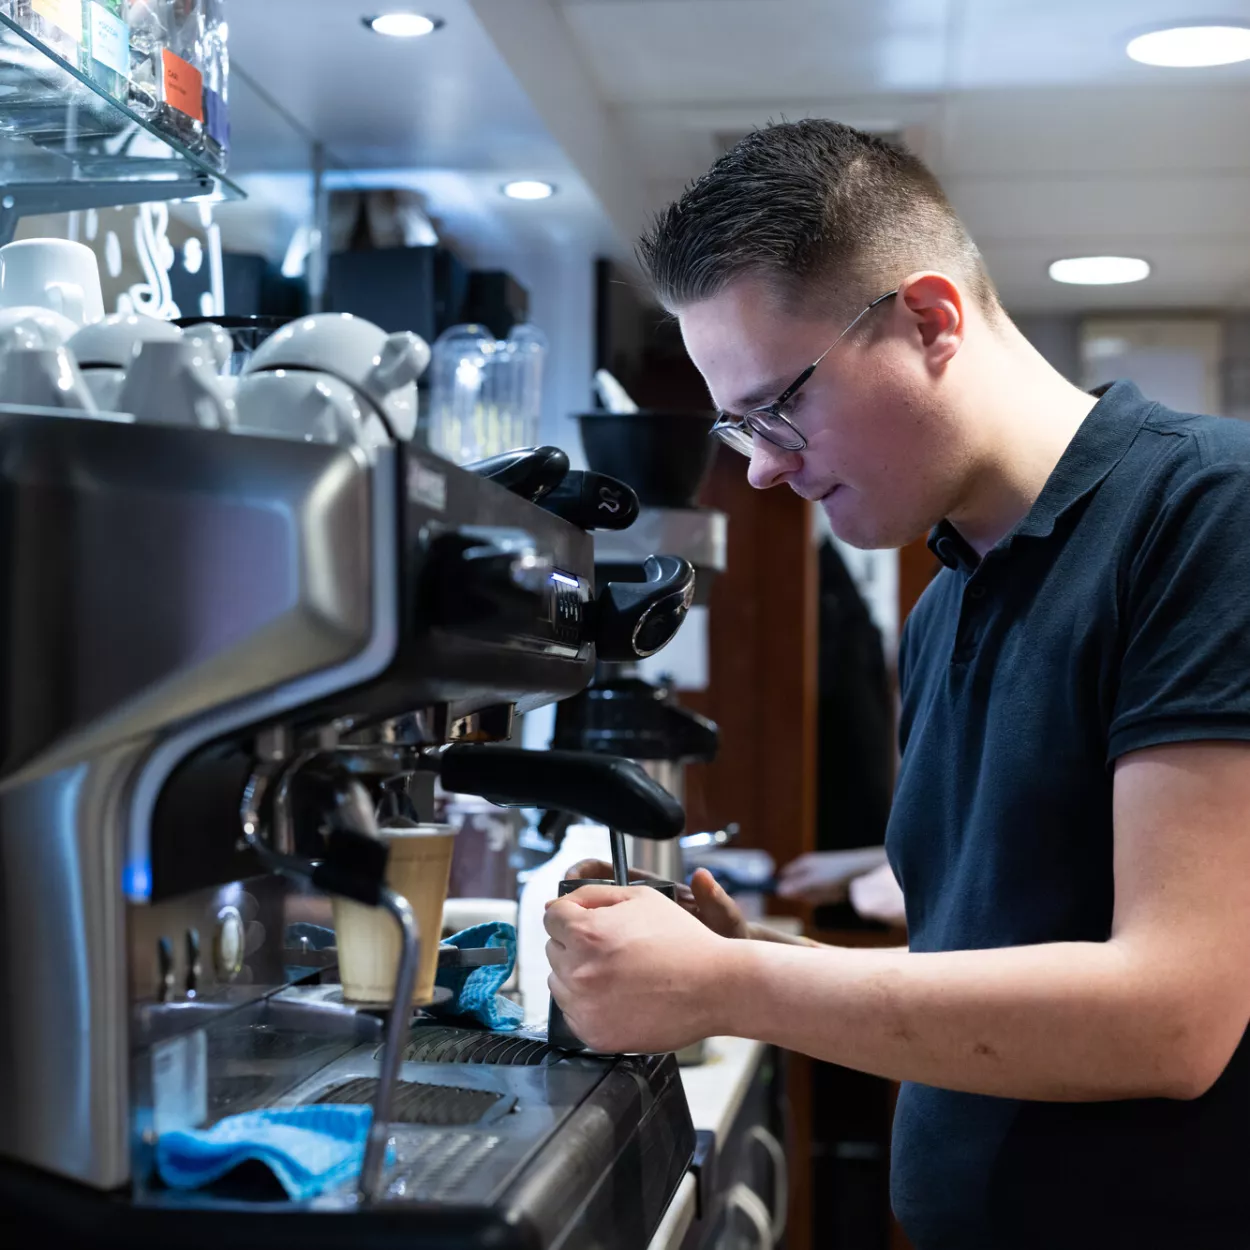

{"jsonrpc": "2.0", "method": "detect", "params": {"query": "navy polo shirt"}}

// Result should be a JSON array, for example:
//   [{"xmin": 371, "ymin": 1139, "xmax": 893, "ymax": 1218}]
[{"xmin": 887, "ymin": 381, "xmax": 1250, "ymax": 1249}]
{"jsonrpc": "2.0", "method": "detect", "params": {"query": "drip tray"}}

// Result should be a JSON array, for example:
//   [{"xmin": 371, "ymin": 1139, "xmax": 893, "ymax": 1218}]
[
  {"xmin": 398, "ymin": 1026, "xmax": 563, "ymax": 1067},
  {"xmin": 310, "ymin": 1078, "xmax": 507, "ymax": 1127}
]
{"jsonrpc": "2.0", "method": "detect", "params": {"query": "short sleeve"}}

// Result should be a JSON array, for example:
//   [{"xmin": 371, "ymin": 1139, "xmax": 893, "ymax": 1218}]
[{"xmin": 1108, "ymin": 463, "xmax": 1250, "ymax": 761}]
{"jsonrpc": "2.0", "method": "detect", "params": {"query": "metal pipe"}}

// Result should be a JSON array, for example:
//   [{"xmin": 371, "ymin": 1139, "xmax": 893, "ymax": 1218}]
[
  {"xmin": 609, "ymin": 829, "xmax": 630, "ymax": 887},
  {"xmin": 359, "ymin": 885, "xmax": 420, "ymax": 1201}
]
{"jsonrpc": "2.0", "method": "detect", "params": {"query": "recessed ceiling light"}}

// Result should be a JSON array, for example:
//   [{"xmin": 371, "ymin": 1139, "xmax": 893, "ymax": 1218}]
[
  {"xmin": 1048, "ymin": 256, "xmax": 1151, "ymax": 286},
  {"xmin": 1127, "ymin": 24, "xmax": 1250, "ymax": 68},
  {"xmin": 502, "ymin": 180, "xmax": 556, "ymax": 201},
  {"xmin": 364, "ymin": 12, "xmax": 443, "ymax": 38}
]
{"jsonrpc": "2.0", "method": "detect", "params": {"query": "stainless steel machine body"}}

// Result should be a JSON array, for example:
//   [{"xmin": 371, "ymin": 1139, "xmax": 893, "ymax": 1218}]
[{"xmin": 0, "ymin": 409, "xmax": 695, "ymax": 1248}]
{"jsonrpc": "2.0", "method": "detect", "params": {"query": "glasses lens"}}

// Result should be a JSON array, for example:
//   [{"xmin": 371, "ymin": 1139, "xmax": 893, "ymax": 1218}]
[
  {"xmin": 712, "ymin": 421, "xmax": 755, "ymax": 457},
  {"xmin": 748, "ymin": 411, "xmax": 806, "ymax": 452}
]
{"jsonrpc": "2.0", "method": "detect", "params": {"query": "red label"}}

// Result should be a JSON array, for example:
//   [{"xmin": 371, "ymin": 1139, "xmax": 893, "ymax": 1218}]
[{"xmin": 162, "ymin": 49, "xmax": 204, "ymax": 122}]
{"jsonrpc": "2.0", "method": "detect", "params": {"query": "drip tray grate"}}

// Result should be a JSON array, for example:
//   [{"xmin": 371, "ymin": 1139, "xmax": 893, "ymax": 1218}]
[
  {"xmin": 397, "ymin": 1026, "xmax": 562, "ymax": 1067},
  {"xmin": 311, "ymin": 1078, "xmax": 503, "ymax": 1126}
]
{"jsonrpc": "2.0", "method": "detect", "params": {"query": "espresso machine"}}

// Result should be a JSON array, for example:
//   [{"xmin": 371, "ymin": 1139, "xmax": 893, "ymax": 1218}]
[{"xmin": 0, "ymin": 391, "xmax": 698, "ymax": 1246}]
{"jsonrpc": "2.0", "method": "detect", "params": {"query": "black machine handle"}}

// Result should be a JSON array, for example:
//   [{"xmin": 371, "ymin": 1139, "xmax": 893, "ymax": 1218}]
[
  {"xmin": 438, "ymin": 744, "xmax": 686, "ymax": 839},
  {"xmin": 462, "ymin": 446, "xmax": 570, "ymax": 502},
  {"xmin": 595, "ymin": 554, "xmax": 696, "ymax": 661},
  {"xmin": 538, "ymin": 471, "xmax": 640, "ymax": 532}
]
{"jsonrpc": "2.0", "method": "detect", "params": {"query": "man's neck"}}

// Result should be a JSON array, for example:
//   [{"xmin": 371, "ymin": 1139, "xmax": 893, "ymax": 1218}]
[{"xmin": 945, "ymin": 326, "xmax": 1098, "ymax": 557}]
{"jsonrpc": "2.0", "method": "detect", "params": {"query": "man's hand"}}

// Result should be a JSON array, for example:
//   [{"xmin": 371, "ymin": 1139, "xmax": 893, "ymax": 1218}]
[
  {"xmin": 566, "ymin": 859, "xmax": 751, "ymax": 939},
  {"xmin": 544, "ymin": 883, "xmax": 731, "ymax": 1054},
  {"xmin": 776, "ymin": 847, "xmax": 889, "ymax": 905}
]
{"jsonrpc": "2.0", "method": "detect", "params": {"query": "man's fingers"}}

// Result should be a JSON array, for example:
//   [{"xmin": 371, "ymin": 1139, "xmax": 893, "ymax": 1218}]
[
  {"xmin": 547, "ymin": 970, "xmax": 570, "ymax": 1009},
  {"xmin": 567, "ymin": 859, "xmax": 611, "ymax": 880},
  {"xmin": 545, "ymin": 937, "xmax": 570, "ymax": 978},
  {"xmin": 566, "ymin": 859, "xmax": 663, "ymax": 885},
  {"xmin": 567, "ymin": 883, "xmax": 641, "ymax": 910},
  {"xmin": 543, "ymin": 895, "xmax": 581, "ymax": 942}
]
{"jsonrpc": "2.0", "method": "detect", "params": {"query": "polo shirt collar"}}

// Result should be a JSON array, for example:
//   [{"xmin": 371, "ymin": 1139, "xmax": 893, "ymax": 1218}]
[{"xmin": 928, "ymin": 379, "xmax": 1156, "ymax": 571}]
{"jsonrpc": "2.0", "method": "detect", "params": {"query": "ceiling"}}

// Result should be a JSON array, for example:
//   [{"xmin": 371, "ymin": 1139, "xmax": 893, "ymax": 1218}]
[
  {"xmin": 555, "ymin": 0, "xmax": 1250, "ymax": 311},
  {"xmin": 221, "ymin": 0, "xmax": 626, "ymax": 271},
  {"xmin": 224, "ymin": 0, "xmax": 1250, "ymax": 313}
]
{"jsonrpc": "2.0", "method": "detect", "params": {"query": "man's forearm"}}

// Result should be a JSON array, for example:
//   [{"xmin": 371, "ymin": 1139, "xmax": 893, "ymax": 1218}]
[{"xmin": 715, "ymin": 939, "xmax": 1211, "ymax": 1101}]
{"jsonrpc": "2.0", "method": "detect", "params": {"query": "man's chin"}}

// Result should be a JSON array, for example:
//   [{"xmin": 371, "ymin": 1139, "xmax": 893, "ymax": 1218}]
[{"xmin": 821, "ymin": 490, "xmax": 918, "ymax": 551}]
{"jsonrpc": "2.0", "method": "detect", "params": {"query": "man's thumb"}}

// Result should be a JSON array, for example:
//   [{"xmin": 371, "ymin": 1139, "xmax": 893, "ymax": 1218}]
[{"xmin": 690, "ymin": 868, "xmax": 743, "ymax": 931}]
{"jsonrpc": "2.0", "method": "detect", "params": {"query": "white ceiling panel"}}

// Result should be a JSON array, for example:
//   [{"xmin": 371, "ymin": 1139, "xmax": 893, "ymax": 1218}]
[
  {"xmin": 560, "ymin": 0, "xmax": 954, "ymax": 104},
  {"xmin": 934, "ymin": 88, "xmax": 1250, "ymax": 176},
  {"xmin": 952, "ymin": 0, "xmax": 1250, "ymax": 89},
  {"xmin": 948, "ymin": 174, "xmax": 1250, "ymax": 243},
  {"xmin": 983, "ymin": 238, "xmax": 1250, "ymax": 312}
]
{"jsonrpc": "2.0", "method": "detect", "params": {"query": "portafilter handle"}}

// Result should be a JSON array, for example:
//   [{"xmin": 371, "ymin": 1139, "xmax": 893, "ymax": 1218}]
[{"xmin": 437, "ymin": 744, "xmax": 686, "ymax": 839}]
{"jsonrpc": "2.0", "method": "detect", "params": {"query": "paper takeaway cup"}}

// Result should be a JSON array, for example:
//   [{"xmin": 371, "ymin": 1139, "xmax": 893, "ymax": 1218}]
[{"xmin": 332, "ymin": 823, "xmax": 456, "ymax": 1007}]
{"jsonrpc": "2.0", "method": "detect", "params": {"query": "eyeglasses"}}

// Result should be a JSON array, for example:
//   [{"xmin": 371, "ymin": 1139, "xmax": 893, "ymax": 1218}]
[{"xmin": 710, "ymin": 288, "xmax": 899, "ymax": 457}]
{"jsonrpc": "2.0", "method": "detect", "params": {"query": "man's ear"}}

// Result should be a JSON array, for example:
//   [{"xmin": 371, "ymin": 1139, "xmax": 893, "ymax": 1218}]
[{"xmin": 898, "ymin": 271, "xmax": 965, "ymax": 370}]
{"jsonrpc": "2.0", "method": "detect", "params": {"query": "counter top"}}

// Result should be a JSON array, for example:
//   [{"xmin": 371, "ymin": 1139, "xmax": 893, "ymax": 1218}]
[
  {"xmin": 679, "ymin": 1035, "xmax": 765, "ymax": 1143},
  {"xmin": 646, "ymin": 1172, "xmax": 698, "ymax": 1250}
]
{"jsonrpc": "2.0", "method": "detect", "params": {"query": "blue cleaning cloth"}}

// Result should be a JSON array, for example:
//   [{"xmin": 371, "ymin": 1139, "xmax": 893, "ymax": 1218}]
[
  {"xmin": 156, "ymin": 1104, "xmax": 374, "ymax": 1201},
  {"xmin": 432, "ymin": 921, "xmax": 522, "ymax": 1030}
]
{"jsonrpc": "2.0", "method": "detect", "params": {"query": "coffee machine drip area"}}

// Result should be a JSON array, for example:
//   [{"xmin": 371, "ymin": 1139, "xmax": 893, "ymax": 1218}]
[{"xmin": 0, "ymin": 406, "xmax": 698, "ymax": 1247}]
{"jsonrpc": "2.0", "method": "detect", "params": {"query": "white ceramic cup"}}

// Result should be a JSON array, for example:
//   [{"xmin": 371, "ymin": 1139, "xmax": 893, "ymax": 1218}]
[
  {"xmin": 0, "ymin": 239, "xmax": 105, "ymax": 327},
  {"xmin": 0, "ymin": 306, "xmax": 80, "ymax": 353},
  {"xmin": 80, "ymin": 368, "xmax": 128, "ymax": 412},
  {"xmin": 0, "ymin": 346, "xmax": 98, "ymax": 411},
  {"xmin": 68, "ymin": 313, "xmax": 182, "ymax": 369},
  {"xmin": 235, "ymin": 368, "xmax": 388, "ymax": 455},
  {"xmin": 181, "ymin": 323, "xmax": 234, "ymax": 375},
  {"xmin": 244, "ymin": 314, "xmax": 429, "ymax": 439},
  {"xmin": 117, "ymin": 339, "xmax": 234, "ymax": 429}
]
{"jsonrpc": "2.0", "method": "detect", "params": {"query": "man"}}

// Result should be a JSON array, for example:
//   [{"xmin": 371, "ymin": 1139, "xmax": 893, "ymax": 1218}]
[{"xmin": 544, "ymin": 120, "xmax": 1250, "ymax": 1248}]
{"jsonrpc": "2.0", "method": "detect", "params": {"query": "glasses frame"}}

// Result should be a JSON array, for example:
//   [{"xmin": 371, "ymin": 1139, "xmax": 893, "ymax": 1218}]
[{"xmin": 710, "ymin": 288, "xmax": 899, "ymax": 456}]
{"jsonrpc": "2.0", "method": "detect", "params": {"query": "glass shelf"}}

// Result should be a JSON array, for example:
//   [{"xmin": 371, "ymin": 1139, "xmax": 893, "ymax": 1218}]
[{"xmin": 0, "ymin": 12, "xmax": 243, "ymax": 241}]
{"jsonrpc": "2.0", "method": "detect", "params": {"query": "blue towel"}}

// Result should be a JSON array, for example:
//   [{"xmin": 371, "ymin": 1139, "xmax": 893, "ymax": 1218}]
[
  {"xmin": 432, "ymin": 921, "xmax": 522, "ymax": 1030},
  {"xmin": 156, "ymin": 1104, "xmax": 375, "ymax": 1200}
]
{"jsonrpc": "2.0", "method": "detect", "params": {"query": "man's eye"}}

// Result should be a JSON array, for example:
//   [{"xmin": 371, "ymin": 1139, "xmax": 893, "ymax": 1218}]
[{"xmin": 776, "ymin": 392, "xmax": 804, "ymax": 421}]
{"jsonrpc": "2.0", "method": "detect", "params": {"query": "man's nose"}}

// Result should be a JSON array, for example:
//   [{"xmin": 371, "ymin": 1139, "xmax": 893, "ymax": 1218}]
[{"xmin": 746, "ymin": 438, "xmax": 802, "ymax": 490}]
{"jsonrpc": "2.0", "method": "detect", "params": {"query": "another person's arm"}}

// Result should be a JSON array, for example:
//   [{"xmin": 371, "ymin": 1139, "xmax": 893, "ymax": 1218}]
[
  {"xmin": 546, "ymin": 739, "xmax": 1250, "ymax": 1101},
  {"xmin": 775, "ymin": 847, "xmax": 889, "ymax": 905}
]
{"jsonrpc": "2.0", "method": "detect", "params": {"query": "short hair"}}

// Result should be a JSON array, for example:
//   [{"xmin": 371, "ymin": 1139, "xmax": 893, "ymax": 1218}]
[{"xmin": 638, "ymin": 119, "xmax": 999, "ymax": 319}]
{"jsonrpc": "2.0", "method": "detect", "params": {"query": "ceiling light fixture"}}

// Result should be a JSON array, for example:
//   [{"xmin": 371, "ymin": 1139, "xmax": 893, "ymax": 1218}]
[
  {"xmin": 364, "ymin": 12, "xmax": 443, "ymax": 38},
  {"xmin": 1126, "ymin": 24, "xmax": 1250, "ymax": 67},
  {"xmin": 502, "ymin": 180, "xmax": 556, "ymax": 201},
  {"xmin": 1048, "ymin": 256, "xmax": 1151, "ymax": 286}
]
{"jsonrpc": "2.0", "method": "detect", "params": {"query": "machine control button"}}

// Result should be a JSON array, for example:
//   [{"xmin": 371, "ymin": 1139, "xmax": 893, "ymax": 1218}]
[{"xmin": 214, "ymin": 906, "xmax": 245, "ymax": 981}]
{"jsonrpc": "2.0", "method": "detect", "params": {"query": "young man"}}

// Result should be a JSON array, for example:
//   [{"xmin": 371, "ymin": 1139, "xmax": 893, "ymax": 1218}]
[{"xmin": 544, "ymin": 120, "xmax": 1250, "ymax": 1248}]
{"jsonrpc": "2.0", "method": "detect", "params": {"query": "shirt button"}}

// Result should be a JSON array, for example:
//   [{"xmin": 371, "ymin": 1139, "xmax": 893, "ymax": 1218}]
[{"xmin": 968, "ymin": 585, "xmax": 986, "ymax": 600}]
